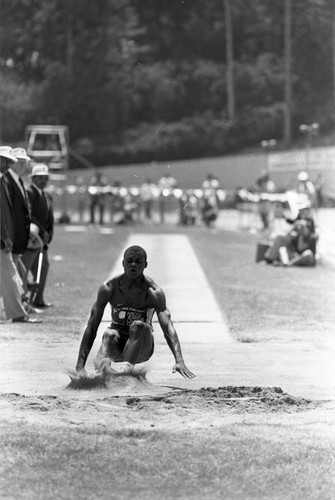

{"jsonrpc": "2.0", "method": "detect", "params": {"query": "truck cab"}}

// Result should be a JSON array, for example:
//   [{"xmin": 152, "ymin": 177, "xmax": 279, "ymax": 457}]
[{"xmin": 25, "ymin": 125, "xmax": 69, "ymax": 170}]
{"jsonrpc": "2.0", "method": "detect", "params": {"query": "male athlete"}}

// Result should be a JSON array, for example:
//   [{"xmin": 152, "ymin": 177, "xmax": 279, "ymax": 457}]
[{"xmin": 75, "ymin": 245, "xmax": 195, "ymax": 378}]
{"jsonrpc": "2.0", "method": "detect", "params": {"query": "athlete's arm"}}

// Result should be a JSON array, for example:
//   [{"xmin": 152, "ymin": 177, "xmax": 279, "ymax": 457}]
[
  {"xmin": 75, "ymin": 282, "xmax": 111, "ymax": 372},
  {"xmin": 152, "ymin": 286, "xmax": 195, "ymax": 379}
]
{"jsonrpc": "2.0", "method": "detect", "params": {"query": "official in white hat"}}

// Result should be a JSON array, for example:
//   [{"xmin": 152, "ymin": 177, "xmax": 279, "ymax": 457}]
[
  {"xmin": 13, "ymin": 147, "xmax": 31, "ymax": 162},
  {"xmin": 31, "ymin": 163, "xmax": 49, "ymax": 177},
  {"xmin": 5, "ymin": 146, "xmax": 34, "ymax": 300},
  {"xmin": 0, "ymin": 146, "xmax": 18, "ymax": 165},
  {"xmin": 25, "ymin": 163, "xmax": 54, "ymax": 308},
  {"xmin": 12, "ymin": 147, "xmax": 31, "ymax": 182}
]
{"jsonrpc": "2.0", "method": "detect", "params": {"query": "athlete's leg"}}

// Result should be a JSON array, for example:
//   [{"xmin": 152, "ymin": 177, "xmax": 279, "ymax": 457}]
[
  {"xmin": 289, "ymin": 249, "xmax": 315, "ymax": 267},
  {"xmin": 122, "ymin": 320, "xmax": 154, "ymax": 365},
  {"xmin": 265, "ymin": 235, "xmax": 291, "ymax": 262},
  {"xmin": 94, "ymin": 327, "xmax": 123, "ymax": 370}
]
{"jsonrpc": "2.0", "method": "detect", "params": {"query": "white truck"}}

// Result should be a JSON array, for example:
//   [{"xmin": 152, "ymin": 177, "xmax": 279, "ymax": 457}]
[
  {"xmin": 25, "ymin": 124, "xmax": 69, "ymax": 170},
  {"xmin": 25, "ymin": 125, "xmax": 70, "ymax": 222}
]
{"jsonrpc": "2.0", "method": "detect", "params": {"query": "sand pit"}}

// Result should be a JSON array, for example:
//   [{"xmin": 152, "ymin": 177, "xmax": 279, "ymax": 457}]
[
  {"xmin": 0, "ymin": 379, "xmax": 324, "ymax": 430},
  {"xmin": 124, "ymin": 385, "xmax": 321, "ymax": 414}
]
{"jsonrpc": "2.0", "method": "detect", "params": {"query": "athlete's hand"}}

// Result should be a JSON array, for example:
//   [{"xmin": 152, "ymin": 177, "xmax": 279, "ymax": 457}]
[{"xmin": 172, "ymin": 362, "xmax": 196, "ymax": 379}]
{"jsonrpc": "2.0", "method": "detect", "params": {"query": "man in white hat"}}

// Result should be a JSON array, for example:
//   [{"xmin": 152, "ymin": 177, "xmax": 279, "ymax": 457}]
[
  {"xmin": 26, "ymin": 164, "xmax": 54, "ymax": 308},
  {"xmin": 0, "ymin": 146, "xmax": 41, "ymax": 323},
  {"xmin": 5, "ymin": 148, "xmax": 33, "ymax": 287},
  {"xmin": 10, "ymin": 149, "xmax": 44, "ymax": 309}
]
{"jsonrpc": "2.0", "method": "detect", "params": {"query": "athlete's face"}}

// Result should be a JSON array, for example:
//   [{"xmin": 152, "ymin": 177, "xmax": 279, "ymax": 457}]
[{"xmin": 123, "ymin": 249, "xmax": 147, "ymax": 279}]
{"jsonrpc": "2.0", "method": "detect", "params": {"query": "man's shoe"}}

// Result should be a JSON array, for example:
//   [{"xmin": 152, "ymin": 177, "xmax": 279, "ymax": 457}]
[
  {"xmin": 33, "ymin": 301, "xmax": 53, "ymax": 308},
  {"xmin": 12, "ymin": 316, "xmax": 42, "ymax": 323},
  {"xmin": 24, "ymin": 304, "xmax": 44, "ymax": 314}
]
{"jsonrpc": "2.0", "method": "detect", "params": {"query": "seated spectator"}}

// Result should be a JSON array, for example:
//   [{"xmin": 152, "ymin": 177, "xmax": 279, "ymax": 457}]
[
  {"xmin": 179, "ymin": 190, "xmax": 199, "ymax": 226},
  {"xmin": 201, "ymin": 195, "xmax": 218, "ymax": 227},
  {"xmin": 264, "ymin": 218, "xmax": 317, "ymax": 267},
  {"xmin": 115, "ymin": 192, "xmax": 138, "ymax": 225}
]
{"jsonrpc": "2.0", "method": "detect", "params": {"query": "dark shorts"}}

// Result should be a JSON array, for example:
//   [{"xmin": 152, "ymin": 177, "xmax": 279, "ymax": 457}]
[{"xmin": 109, "ymin": 323, "xmax": 155, "ymax": 363}]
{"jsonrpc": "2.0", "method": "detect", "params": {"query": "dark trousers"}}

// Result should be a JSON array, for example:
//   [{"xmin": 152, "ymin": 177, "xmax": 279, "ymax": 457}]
[
  {"xmin": 30, "ymin": 248, "xmax": 49, "ymax": 303},
  {"xmin": 90, "ymin": 196, "xmax": 105, "ymax": 224}
]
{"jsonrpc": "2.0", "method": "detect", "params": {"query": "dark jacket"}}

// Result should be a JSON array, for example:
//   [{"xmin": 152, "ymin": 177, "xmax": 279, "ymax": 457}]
[
  {"xmin": 0, "ymin": 176, "xmax": 15, "ymax": 249},
  {"xmin": 26, "ymin": 183, "xmax": 54, "ymax": 248},
  {"xmin": 4, "ymin": 171, "xmax": 31, "ymax": 254}
]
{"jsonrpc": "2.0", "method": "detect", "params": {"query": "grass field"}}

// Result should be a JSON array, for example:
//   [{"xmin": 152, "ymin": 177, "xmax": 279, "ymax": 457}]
[{"xmin": 1, "ymin": 221, "xmax": 335, "ymax": 499}]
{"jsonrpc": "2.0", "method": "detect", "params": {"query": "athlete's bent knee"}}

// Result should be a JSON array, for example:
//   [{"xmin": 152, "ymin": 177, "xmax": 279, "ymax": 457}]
[
  {"xmin": 129, "ymin": 320, "xmax": 148, "ymax": 336},
  {"xmin": 102, "ymin": 328, "xmax": 119, "ymax": 344}
]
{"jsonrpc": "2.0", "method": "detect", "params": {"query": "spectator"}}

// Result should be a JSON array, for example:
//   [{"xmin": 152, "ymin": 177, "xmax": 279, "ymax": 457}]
[
  {"xmin": 75, "ymin": 175, "xmax": 87, "ymax": 223},
  {"xmin": 5, "ymin": 148, "xmax": 31, "ymax": 272},
  {"xmin": 88, "ymin": 169, "xmax": 109, "ymax": 225},
  {"xmin": 201, "ymin": 173, "xmax": 220, "ymax": 191},
  {"xmin": 110, "ymin": 179, "xmax": 124, "ymax": 224},
  {"xmin": 200, "ymin": 195, "xmax": 218, "ymax": 227},
  {"xmin": 264, "ymin": 217, "xmax": 317, "ymax": 267},
  {"xmin": 314, "ymin": 173, "xmax": 325, "ymax": 208},
  {"xmin": 140, "ymin": 178, "xmax": 157, "ymax": 221},
  {"xmin": 179, "ymin": 190, "xmax": 199, "ymax": 226},
  {"xmin": 157, "ymin": 173, "xmax": 178, "ymax": 224},
  {"xmin": 26, "ymin": 164, "xmax": 54, "ymax": 308},
  {"xmin": 296, "ymin": 171, "xmax": 317, "ymax": 210},
  {"xmin": 256, "ymin": 171, "xmax": 276, "ymax": 232},
  {"xmin": 200, "ymin": 173, "xmax": 221, "ymax": 227},
  {"xmin": 115, "ymin": 191, "xmax": 138, "ymax": 225},
  {"xmin": 0, "ymin": 146, "xmax": 41, "ymax": 323}
]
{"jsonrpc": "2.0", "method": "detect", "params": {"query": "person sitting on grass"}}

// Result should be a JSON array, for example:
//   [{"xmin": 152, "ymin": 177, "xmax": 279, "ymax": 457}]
[
  {"xmin": 75, "ymin": 245, "xmax": 196, "ymax": 378},
  {"xmin": 264, "ymin": 218, "xmax": 317, "ymax": 267}
]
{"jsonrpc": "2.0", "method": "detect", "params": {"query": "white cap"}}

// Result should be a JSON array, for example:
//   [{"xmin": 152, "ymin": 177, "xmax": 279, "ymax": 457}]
[
  {"xmin": 13, "ymin": 147, "xmax": 31, "ymax": 161},
  {"xmin": 0, "ymin": 146, "xmax": 18, "ymax": 162},
  {"xmin": 298, "ymin": 171, "xmax": 309, "ymax": 181},
  {"xmin": 31, "ymin": 163, "xmax": 49, "ymax": 176}
]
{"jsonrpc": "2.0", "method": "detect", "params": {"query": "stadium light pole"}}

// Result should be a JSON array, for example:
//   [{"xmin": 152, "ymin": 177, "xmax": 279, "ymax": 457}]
[
  {"xmin": 261, "ymin": 139, "xmax": 277, "ymax": 172},
  {"xmin": 299, "ymin": 122, "xmax": 319, "ymax": 173}
]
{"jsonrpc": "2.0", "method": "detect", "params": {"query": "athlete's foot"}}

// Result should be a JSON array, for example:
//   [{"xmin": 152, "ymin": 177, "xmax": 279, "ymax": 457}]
[
  {"xmin": 94, "ymin": 358, "xmax": 118, "ymax": 378},
  {"xmin": 114, "ymin": 361, "xmax": 135, "ymax": 375},
  {"xmin": 94, "ymin": 357, "xmax": 111, "ymax": 371}
]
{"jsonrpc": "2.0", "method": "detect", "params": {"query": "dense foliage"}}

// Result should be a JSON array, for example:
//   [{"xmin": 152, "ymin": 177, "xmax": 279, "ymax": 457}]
[{"xmin": 0, "ymin": 0, "xmax": 333, "ymax": 165}]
